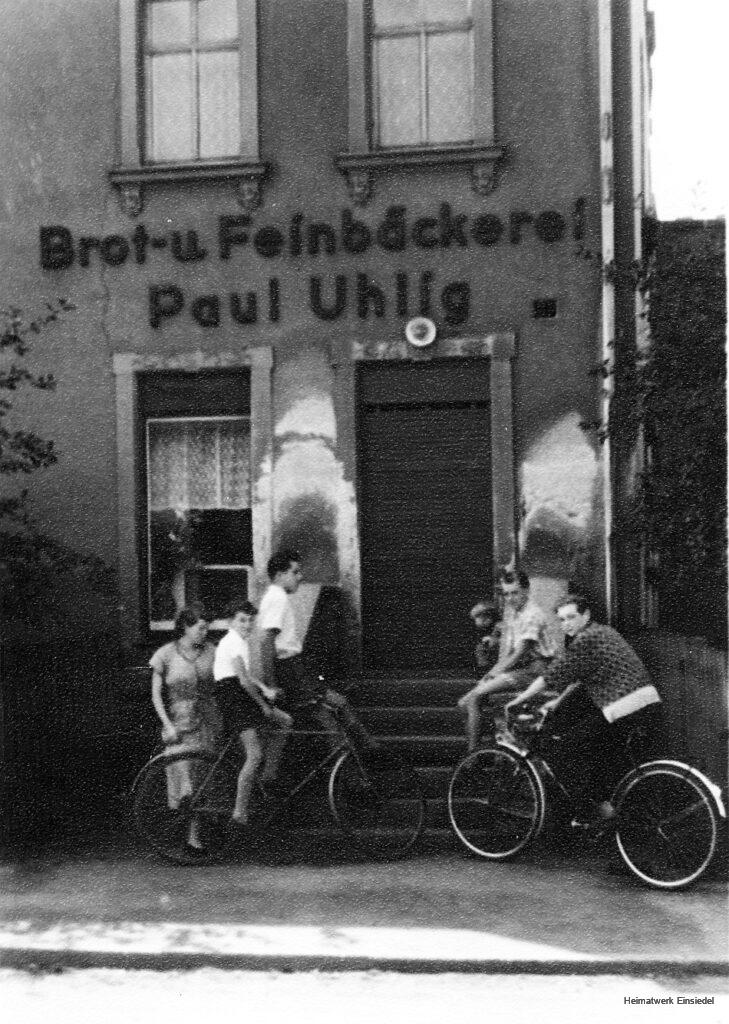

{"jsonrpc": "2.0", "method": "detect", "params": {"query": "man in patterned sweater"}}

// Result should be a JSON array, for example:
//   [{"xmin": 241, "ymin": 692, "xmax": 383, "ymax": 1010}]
[{"xmin": 506, "ymin": 593, "xmax": 665, "ymax": 825}]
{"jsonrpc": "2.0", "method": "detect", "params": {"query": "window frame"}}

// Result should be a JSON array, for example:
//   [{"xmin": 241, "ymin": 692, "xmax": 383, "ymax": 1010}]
[
  {"xmin": 111, "ymin": 0, "xmax": 267, "ymax": 215},
  {"xmin": 336, "ymin": 0, "xmax": 503, "ymax": 205},
  {"xmin": 371, "ymin": 1, "xmax": 476, "ymax": 149},
  {"xmin": 112, "ymin": 350, "xmax": 273, "ymax": 649},
  {"xmin": 144, "ymin": 412, "xmax": 253, "ymax": 630}
]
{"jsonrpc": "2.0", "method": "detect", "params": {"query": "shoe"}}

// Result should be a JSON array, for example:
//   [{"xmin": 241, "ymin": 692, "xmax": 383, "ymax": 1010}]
[
  {"xmin": 570, "ymin": 816, "xmax": 615, "ymax": 845},
  {"xmin": 227, "ymin": 817, "xmax": 252, "ymax": 843},
  {"xmin": 183, "ymin": 843, "xmax": 209, "ymax": 861},
  {"xmin": 259, "ymin": 778, "xmax": 288, "ymax": 802}
]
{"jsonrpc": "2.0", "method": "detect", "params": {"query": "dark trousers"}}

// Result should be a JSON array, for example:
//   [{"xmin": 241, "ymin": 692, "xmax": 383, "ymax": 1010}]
[
  {"xmin": 549, "ymin": 702, "xmax": 666, "ymax": 812},
  {"xmin": 274, "ymin": 655, "xmax": 372, "ymax": 751}
]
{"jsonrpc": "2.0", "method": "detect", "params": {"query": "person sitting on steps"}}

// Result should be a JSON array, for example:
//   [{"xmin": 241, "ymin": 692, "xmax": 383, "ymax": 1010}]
[
  {"xmin": 458, "ymin": 570, "xmax": 556, "ymax": 753},
  {"xmin": 469, "ymin": 599, "xmax": 501, "ymax": 679}
]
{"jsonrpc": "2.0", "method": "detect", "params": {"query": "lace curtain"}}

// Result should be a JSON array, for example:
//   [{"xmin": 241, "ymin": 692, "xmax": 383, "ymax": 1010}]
[{"xmin": 148, "ymin": 417, "xmax": 251, "ymax": 511}]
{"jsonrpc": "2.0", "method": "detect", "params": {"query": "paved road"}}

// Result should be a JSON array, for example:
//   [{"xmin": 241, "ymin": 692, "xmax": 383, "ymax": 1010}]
[
  {"xmin": 1, "ymin": 825, "xmax": 726, "ymax": 973},
  {"xmin": 2, "ymin": 968, "xmax": 728, "ymax": 1024}
]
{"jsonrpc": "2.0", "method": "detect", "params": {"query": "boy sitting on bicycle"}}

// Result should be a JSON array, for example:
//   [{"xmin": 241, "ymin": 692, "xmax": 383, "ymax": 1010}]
[
  {"xmin": 257, "ymin": 549, "xmax": 373, "ymax": 753},
  {"xmin": 213, "ymin": 599, "xmax": 293, "ymax": 825},
  {"xmin": 504, "ymin": 593, "xmax": 665, "ymax": 833}
]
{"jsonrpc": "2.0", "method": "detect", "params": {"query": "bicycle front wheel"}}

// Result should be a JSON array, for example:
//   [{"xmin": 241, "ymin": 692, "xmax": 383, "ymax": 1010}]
[
  {"xmin": 132, "ymin": 750, "xmax": 233, "ymax": 865},
  {"xmin": 614, "ymin": 762, "xmax": 720, "ymax": 890},
  {"xmin": 448, "ymin": 746, "xmax": 546, "ymax": 859},
  {"xmin": 328, "ymin": 749, "xmax": 426, "ymax": 860}
]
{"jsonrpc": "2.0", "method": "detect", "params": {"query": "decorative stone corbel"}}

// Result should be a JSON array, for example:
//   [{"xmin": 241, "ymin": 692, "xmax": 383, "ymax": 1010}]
[
  {"xmin": 346, "ymin": 168, "xmax": 374, "ymax": 207},
  {"xmin": 119, "ymin": 181, "xmax": 143, "ymax": 218},
  {"xmin": 236, "ymin": 174, "xmax": 262, "ymax": 214},
  {"xmin": 471, "ymin": 159, "xmax": 497, "ymax": 197}
]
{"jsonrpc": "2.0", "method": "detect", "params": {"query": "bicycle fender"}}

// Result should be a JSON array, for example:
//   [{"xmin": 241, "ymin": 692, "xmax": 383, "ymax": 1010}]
[
  {"xmin": 495, "ymin": 737, "xmax": 531, "ymax": 759},
  {"xmin": 613, "ymin": 759, "xmax": 726, "ymax": 819},
  {"xmin": 129, "ymin": 748, "xmax": 210, "ymax": 795}
]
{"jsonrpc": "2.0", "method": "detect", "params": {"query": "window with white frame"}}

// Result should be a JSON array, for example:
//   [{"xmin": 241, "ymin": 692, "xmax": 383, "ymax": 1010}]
[
  {"xmin": 138, "ymin": 370, "xmax": 253, "ymax": 631},
  {"xmin": 372, "ymin": 0, "xmax": 475, "ymax": 148},
  {"xmin": 337, "ymin": 1, "xmax": 498, "ymax": 203},
  {"xmin": 144, "ymin": 0, "xmax": 243, "ymax": 162},
  {"xmin": 146, "ymin": 417, "xmax": 252, "ymax": 628}
]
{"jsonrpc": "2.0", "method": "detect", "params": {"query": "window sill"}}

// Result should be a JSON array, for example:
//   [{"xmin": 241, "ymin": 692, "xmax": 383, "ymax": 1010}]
[
  {"xmin": 109, "ymin": 159, "xmax": 271, "ymax": 217},
  {"xmin": 334, "ymin": 143, "xmax": 505, "ymax": 205}
]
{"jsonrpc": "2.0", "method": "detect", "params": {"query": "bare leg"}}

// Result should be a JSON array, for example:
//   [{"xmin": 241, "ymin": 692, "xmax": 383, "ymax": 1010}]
[
  {"xmin": 232, "ymin": 729, "xmax": 263, "ymax": 824},
  {"xmin": 259, "ymin": 708, "xmax": 292, "ymax": 784},
  {"xmin": 459, "ymin": 674, "xmax": 519, "ymax": 753}
]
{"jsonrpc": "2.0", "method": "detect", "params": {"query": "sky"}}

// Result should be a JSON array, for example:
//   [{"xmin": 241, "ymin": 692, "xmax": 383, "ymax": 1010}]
[{"xmin": 648, "ymin": 0, "xmax": 727, "ymax": 220}]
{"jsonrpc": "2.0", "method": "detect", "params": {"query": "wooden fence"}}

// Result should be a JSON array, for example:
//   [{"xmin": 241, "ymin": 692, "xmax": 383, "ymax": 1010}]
[{"xmin": 630, "ymin": 630, "xmax": 728, "ymax": 792}]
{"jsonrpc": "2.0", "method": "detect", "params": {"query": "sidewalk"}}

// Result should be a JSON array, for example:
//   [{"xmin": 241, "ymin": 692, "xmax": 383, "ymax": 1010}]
[{"xmin": 1, "ymin": 824, "xmax": 727, "ymax": 974}]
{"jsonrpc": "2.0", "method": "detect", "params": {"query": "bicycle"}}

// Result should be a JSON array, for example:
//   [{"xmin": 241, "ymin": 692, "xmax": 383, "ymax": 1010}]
[
  {"xmin": 447, "ymin": 703, "xmax": 726, "ymax": 890},
  {"xmin": 131, "ymin": 695, "xmax": 426, "ymax": 865}
]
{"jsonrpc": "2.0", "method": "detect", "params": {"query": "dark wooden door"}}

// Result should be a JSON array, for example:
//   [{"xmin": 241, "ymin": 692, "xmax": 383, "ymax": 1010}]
[{"xmin": 357, "ymin": 360, "xmax": 493, "ymax": 672}]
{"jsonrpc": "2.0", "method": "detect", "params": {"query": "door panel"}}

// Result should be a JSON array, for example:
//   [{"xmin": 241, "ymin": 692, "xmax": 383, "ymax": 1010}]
[{"xmin": 357, "ymin": 362, "xmax": 493, "ymax": 672}]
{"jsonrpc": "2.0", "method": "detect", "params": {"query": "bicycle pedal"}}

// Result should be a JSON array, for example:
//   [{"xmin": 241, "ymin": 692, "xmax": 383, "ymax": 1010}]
[{"xmin": 570, "ymin": 819, "xmax": 589, "ymax": 831}]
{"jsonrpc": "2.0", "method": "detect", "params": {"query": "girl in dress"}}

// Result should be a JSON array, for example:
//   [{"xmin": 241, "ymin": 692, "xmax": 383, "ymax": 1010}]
[{"xmin": 149, "ymin": 603, "xmax": 221, "ymax": 854}]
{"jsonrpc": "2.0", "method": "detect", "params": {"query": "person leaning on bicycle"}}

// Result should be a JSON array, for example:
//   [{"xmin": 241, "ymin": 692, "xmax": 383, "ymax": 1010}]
[
  {"xmin": 257, "ymin": 548, "xmax": 374, "ymax": 753},
  {"xmin": 505, "ymin": 593, "xmax": 666, "ymax": 832}
]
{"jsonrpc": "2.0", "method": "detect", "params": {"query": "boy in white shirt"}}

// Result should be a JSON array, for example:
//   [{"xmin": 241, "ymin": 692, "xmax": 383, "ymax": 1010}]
[
  {"xmin": 213, "ymin": 599, "xmax": 292, "ymax": 825},
  {"xmin": 258, "ymin": 549, "xmax": 372, "ymax": 751}
]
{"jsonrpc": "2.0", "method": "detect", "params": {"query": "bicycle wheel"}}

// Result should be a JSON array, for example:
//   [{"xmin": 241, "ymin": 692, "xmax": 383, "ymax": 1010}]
[
  {"xmin": 132, "ymin": 750, "xmax": 233, "ymax": 865},
  {"xmin": 328, "ymin": 749, "xmax": 426, "ymax": 860},
  {"xmin": 448, "ymin": 746, "xmax": 546, "ymax": 859},
  {"xmin": 614, "ymin": 762, "xmax": 720, "ymax": 890}
]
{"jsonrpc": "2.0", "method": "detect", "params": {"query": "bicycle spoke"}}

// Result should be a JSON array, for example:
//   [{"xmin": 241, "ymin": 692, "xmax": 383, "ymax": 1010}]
[
  {"xmin": 448, "ymin": 748, "xmax": 544, "ymax": 860},
  {"xmin": 132, "ymin": 751, "xmax": 234, "ymax": 865},
  {"xmin": 615, "ymin": 766, "xmax": 718, "ymax": 889},
  {"xmin": 329, "ymin": 750, "xmax": 425, "ymax": 860}
]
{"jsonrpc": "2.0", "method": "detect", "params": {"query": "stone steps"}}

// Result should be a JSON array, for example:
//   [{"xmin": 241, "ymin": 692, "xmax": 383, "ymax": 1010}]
[{"xmin": 282, "ymin": 673, "xmax": 475, "ymax": 845}]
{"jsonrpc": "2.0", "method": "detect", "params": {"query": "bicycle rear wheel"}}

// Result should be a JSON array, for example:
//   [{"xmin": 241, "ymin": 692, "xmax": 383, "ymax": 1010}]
[
  {"xmin": 132, "ymin": 750, "xmax": 233, "ymax": 865},
  {"xmin": 448, "ymin": 746, "xmax": 546, "ymax": 859},
  {"xmin": 328, "ymin": 749, "xmax": 426, "ymax": 860},
  {"xmin": 614, "ymin": 762, "xmax": 720, "ymax": 890}
]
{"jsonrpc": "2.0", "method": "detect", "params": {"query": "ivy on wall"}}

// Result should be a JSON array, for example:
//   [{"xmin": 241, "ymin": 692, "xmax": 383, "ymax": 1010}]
[
  {"xmin": 0, "ymin": 301, "xmax": 113, "ymax": 633},
  {"xmin": 640, "ymin": 220, "xmax": 727, "ymax": 642}
]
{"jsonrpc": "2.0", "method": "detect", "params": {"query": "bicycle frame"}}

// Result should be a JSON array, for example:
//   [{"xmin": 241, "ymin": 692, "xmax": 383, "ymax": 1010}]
[{"xmin": 183, "ymin": 700, "xmax": 365, "ymax": 828}]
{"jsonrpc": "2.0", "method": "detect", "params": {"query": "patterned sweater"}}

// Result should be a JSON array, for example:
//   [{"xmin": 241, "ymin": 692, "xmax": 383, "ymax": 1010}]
[{"xmin": 544, "ymin": 622, "xmax": 654, "ymax": 710}]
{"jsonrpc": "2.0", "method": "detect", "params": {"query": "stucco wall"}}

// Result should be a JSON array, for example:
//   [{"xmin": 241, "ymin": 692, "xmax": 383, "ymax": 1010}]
[{"xmin": 0, "ymin": 0, "xmax": 613, "ymax": 638}]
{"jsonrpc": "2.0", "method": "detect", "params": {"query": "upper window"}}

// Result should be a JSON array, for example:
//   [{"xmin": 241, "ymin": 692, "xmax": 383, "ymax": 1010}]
[
  {"xmin": 144, "ymin": 0, "xmax": 242, "ymax": 162},
  {"xmin": 337, "ymin": 0, "xmax": 500, "ymax": 205},
  {"xmin": 112, "ymin": 0, "xmax": 263, "ymax": 214},
  {"xmin": 372, "ymin": 0, "xmax": 475, "ymax": 148}
]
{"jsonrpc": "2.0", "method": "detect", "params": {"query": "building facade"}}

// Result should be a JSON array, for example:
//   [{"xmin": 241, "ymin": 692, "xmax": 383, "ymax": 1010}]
[{"xmin": 1, "ymin": 0, "xmax": 653, "ymax": 674}]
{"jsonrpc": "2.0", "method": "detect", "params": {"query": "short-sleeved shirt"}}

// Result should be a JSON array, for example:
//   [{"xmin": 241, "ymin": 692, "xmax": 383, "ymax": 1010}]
[
  {"xmin": 543, "ymin": 622, "xmax": 660, "ymax": 721},
  {"xmin": 149, "ymin": 641, "xmax": 216, "ymax": 702},
  {"xmin": 501, "ymin": 599, "xmax": 556, "ymax": 661},
  {"xmin": 257, "ymin": 583, "xmax": 302, "ymax": 659},
  {"xmin": 213, "ymin": 628, "xmax": 251, "ymax": 681}
]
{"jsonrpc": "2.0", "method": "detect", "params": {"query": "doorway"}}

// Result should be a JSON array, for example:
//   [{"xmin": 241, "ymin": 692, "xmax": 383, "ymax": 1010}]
[{"xmin": 357, "ymin": 359, "xmax": 493, "ymax": 672}]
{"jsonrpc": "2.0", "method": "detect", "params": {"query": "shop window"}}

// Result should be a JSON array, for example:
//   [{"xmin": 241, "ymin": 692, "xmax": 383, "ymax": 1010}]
[
  {"xmin": 337, "ymin": 0, "xmax": 503, "ymax": 204},
  {"xmin": 111, "ymin": 0, "xmax": 266, "ymax": 215},
  {"xmin": 139, "ymin": 371, "xmax": 252, "ymax": 631}
]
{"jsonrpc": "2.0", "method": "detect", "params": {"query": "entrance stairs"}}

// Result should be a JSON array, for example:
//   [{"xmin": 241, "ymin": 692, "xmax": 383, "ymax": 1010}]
[{"xmin": 349, "ymin": 673, "xmax": 473, "ymax": 843}]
